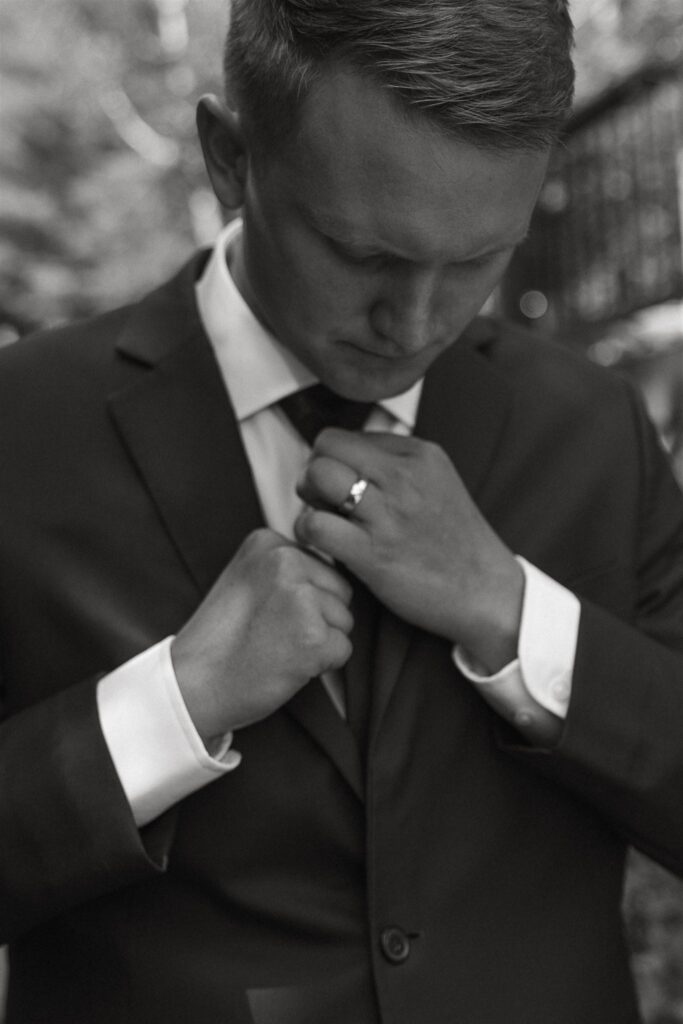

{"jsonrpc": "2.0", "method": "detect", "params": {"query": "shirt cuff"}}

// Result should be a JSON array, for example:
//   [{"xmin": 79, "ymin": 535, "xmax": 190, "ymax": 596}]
[
  {"xmin": 516, "ymin": 557, "xmax": 581, "ymax": 716},
  {"xmin": 97, "ymin": 637, "xmax": 240, "ymax": 828},
  {"xmin": 453, "ymin": 558, "xmax": 580, "ymax": 740}
]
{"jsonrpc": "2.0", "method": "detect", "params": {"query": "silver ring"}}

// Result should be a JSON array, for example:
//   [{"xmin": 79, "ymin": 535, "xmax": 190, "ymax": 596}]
[{"xmin": 338, "ymin": 477, "xmax": 369, "ymax": 515}]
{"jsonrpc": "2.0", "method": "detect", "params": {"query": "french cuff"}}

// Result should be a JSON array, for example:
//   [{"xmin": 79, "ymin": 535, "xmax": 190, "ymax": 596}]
[
  {"xmin": 97, "ymin": 637, "xmax": 240, "ymax": 828},
  {"xmin": 516, "ymin": 557, "xmax": 580, "ymax": 716},
  {"xmin": 453, "ymin": 557, "xmax": 580, "ymax": 742}
]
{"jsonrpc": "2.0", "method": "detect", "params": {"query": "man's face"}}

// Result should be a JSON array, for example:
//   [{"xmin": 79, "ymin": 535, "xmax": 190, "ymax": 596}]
[{"xmin": 230, "ymin": 69, "xmax": 549, "ymax": 402}]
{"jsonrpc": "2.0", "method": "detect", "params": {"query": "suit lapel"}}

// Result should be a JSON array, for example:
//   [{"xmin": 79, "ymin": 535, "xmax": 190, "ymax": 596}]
[
  {"xmin": 286, "ymin": 684, "xmax": 364, "ymax": 801},
  {"xmin": 109, "ymin": 330, "xmax": 263, "ymax": 595},
  {"xmin": 108, "ymin": 254, "xmax": 364, "ymax": 802},
  {"xmin": 370, "ymin": 319, "xmax": 513, "ymax": 740}
]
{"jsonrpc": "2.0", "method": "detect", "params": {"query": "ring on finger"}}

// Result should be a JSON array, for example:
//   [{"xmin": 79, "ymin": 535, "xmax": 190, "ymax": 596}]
[{"xmin": 338, "ymin": 477, "xmax": 369, "ymax": 516}]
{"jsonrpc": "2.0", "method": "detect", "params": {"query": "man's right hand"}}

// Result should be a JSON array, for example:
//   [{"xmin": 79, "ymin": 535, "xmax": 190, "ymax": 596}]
[{"xmin": 171, "ymin": 528, "xmax": 353, "ymax": 742}]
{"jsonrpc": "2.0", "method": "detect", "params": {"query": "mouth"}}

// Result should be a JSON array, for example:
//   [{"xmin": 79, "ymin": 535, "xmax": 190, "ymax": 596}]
[{"xmin": 341, "ymin": 340, "xmax": 414, "ymax": 363}]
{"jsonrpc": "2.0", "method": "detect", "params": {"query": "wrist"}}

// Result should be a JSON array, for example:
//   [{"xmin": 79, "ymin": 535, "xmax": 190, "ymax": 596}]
[
  {"xmin": 170, "ymin": 635, "xmax": 220, "ymax": 743},
  {"xmin": 457, "ymin": 558, "xmax": 524, "ymax": 674}
]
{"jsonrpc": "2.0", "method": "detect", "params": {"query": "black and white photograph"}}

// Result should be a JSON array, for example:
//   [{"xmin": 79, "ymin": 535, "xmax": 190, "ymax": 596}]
[{"xmin": 1, "ymin": 2, "xmax": 682, "ymax": 1021}]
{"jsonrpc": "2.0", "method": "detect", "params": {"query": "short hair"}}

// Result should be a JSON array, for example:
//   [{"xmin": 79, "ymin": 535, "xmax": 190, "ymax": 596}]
[{"xmin": 224, "ymin": 0, "xmax": 575, "ymax": 154}]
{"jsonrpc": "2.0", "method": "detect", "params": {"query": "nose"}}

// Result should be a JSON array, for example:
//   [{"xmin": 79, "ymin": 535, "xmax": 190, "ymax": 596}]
[{"xmin": 369, "ymin": 265, "xmax": 441, "ymax": 353}]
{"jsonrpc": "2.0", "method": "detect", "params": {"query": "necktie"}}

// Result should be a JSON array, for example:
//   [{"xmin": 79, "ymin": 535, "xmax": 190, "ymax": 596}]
[
  {"xmin": 279, "ymin": 384, "xmax": 376, "ymax": 749},
  {"xmin": 279, "ymin": 383, "xmax": 373, "ymax": 448}
]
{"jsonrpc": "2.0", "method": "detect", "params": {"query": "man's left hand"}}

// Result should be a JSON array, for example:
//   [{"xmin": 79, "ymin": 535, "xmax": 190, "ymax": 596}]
[{"xmin": 294, "ymin": 428, "xmax": 524, "ymax": 674}]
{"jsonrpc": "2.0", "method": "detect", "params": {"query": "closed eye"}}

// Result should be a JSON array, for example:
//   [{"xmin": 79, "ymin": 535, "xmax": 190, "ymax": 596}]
[
  {"xmin": 326, "ymin": 232, "xmax": 511, "ymax": 272},
  {"xmin": 328, "ymin": 236, "xmax": 388, "ymax": 267}
]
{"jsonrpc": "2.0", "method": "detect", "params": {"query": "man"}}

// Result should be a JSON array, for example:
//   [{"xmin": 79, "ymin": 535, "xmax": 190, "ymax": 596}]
[{"xmin": 1, "ymin": 2, "xmax": 682, "ymax": 1022}]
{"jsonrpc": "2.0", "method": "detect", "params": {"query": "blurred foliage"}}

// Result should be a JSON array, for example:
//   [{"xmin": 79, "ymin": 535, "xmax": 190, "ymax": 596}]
[
  {"xmin": 626, "ymin": 853, "xmax": 683, "ymax": 1024},
  {"xmin": 572, "ymin": 0, "xmax": 683, "ymax": 105},
  {"xmin": 0, "ymin": 0, "xmax": 227, "ymax": 331},
  {"xmin": 1, "ymin": 3, "xmax": 683, "ymax": 1022},
  {"xmin": 2, "ymin": 0, "xmax": 683, "ymax": 332}
]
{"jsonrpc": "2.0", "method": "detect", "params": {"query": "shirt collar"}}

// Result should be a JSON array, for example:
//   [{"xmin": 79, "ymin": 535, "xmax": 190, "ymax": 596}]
[{"xmin": 195, "ymin": 219, "xmax": 422, "ymax": 429}]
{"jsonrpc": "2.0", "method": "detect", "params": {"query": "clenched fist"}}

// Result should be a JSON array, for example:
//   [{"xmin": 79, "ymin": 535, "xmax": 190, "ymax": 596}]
[{"xmin": 171, "ymin": 529, "xmax": 353, "ymax": 741}]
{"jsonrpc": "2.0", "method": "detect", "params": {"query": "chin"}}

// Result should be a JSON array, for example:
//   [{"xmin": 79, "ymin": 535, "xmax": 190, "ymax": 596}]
[
  {"xmin": 328, "ymin": 369, "xmax": 415, "ymax": 404},
  {"xmin": 314, "ymin": 341, "xmax": 427, "ymax": 401}
]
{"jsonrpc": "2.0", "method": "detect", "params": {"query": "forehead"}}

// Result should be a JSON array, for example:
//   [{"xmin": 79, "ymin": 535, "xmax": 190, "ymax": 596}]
[{"xmin": 268, "ymin": 67, "xmax": 549, "ymax": 261}]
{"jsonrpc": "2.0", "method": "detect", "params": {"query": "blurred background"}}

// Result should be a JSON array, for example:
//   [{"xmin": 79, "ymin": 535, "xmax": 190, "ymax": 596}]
[{"xmin": 1, "ymin": 1, "xmax": 682, "ymax": 1020}]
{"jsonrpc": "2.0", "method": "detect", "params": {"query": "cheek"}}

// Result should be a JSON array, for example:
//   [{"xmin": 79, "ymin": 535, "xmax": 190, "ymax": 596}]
[
  {"xmin": 441, "ymin": 259, "xmax": 511, "ymax": 318},
  {"xmin": 479, "ymin": 255, "xmax": 513, "ymax": 298},
  {"xmin": 284, "ymin": 249, "xmax": 375, "ymax": 331}
]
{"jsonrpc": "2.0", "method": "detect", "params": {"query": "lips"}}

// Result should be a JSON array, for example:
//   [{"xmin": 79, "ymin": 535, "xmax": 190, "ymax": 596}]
[{"xmin": 342, "ymin": 339, "xmax": 411, "ymax": 361}]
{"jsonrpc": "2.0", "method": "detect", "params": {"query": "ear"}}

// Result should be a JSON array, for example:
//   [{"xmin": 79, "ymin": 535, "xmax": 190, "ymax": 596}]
[{"xmin": 196, "ymin": 94, "xmax": 248, "ymax": 210}]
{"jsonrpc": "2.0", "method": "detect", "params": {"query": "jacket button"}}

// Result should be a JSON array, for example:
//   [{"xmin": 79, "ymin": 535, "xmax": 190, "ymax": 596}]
[{"xmin": 380, "ymin": 926, "xmax": 411, "ymax": 964}]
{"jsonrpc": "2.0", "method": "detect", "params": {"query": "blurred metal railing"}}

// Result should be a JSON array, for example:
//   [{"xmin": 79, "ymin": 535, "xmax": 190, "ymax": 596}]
[{"xmin": 503, "ymin": 61, "xmax": 683, "ymax": 337}]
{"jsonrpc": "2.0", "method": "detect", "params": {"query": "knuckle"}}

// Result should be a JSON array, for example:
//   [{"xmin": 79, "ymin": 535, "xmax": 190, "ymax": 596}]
[
  {"xmin": 290, "ymin": 578, "xmax": 316, "ymax": 614},
  {"xmin": 244, "ymin": 527, "xmax": 278, "ymax": 559},
  {"xmin": 251, "ymin": 527, "xmax": 275, "ymax": 547},
  {"xmin": 299, "ymin": 611, "xmax": 327, "ymax": 651},
  {"xmin": 314, "ymin": 427, "xmax": 336, "ymax": 450},
  {"xmin": 368, "ymin": 529, "xmax": 392, "ymax": 566},
  {"xmin": 301, "ymin": 509, "xmax": 325, "ymax": 545},
  {"xmin": 268, "ymin": 546, "xmax": 300, "ymax": 588},
  {"xmin": 383, "ymin": 462, "xmax": 404, "ymax": 490},
  {"xmin": 306, "ymin": 458, "xmax": 325, "ymax": 489},
  {"xmin": 423, "ymin": 439, "xmax": 446, "ymax": 468},
  {"xmin": 330, "ymin": 633, "xmax": 353, "ymax": 668},
  {"xmin": 241, "ymin": 529, "xmax": 262, "ymax": 555}
]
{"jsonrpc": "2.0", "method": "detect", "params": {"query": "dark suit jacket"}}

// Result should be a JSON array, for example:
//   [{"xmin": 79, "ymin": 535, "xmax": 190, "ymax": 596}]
[{"xmin": 1, "ymin": 253, "xmax": 682, "ymax": 1024}]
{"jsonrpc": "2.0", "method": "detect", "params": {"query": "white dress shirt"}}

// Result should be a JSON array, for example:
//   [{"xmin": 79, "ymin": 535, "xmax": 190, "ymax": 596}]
[{"xmin": 97, "ymin": 220, "xmax": 581, "ymax": 827}]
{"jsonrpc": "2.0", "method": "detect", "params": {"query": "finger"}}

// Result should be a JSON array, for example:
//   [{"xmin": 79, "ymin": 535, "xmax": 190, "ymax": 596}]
[
  {"xmin": 297, "ymin": 455, "xmax": 378, "ymax": 522},
  {"xmin": 317, "ymin": 589, "xmax": 354, "ymax": 634},
  {"xmin": 299, "ymin": 547, "xmax": 354, "ymax": 604},
  {"xmin": 322, "ymin": 628, "xmax": 353, "ymax": 672},
  {"xmin": 297, "ymin": 455, "xmax": 356, "ymax": 507},
  {"xmin": 246, "ymin": 526, "xmax": 297, "ymax": 553},
  {"xmin": 313, "ymin": 428, "xmax": 416, "ymax": 486},
  {"xmin": 295, "ymin": 507, "xmax": 367, "ymax": 574}
]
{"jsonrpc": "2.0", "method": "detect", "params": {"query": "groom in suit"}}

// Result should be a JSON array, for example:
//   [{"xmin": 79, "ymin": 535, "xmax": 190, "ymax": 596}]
[{"xmin": 1, "ymin": 1, "xmax": 682, "ymax": 1022}]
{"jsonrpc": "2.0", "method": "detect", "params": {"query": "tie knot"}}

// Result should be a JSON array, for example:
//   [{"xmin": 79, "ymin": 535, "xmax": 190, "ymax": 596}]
[{"xmin": 280, "ymin": 384, "xmax": 374, "ymax": 447}]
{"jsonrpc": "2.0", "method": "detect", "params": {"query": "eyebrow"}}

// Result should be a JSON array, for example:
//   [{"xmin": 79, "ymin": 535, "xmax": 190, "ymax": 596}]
[
  {"xmin": 466, "ymin": 230, "xmax": 530, "ymax": 260},
  {"xmin": 305, "ymin": 203, "xmax": 529, "ymax": 263},
  {"xmin": 327, "ymin": 227, "xmax": 532, "ymax": 264}
]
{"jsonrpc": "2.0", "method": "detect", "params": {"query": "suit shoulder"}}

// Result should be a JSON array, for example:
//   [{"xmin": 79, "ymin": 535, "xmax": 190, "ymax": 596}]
[
  {"xmin": 0, "ymin": 250, "xmax": 206, "ymax": 391},
  {"xmin": 478, "ymin": 316, "xmax": 632, "ymax": 413},
  {"xmin": 0, "ymin": 301, "xmax": 148, "ymax": 453},
  {"xmin": 0, "ymin": 305, "xmax": 133, "ymax": 386}
]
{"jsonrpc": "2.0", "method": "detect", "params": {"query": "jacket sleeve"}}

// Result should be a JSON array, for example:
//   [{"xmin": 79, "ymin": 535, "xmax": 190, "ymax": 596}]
[
  {"xmin": 498, "ymin": 387, "xmax": 683, "ymax": 878},
  {"xmin": 0, "ymin": 674, "xmax": 175, "ymax": 942}
]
